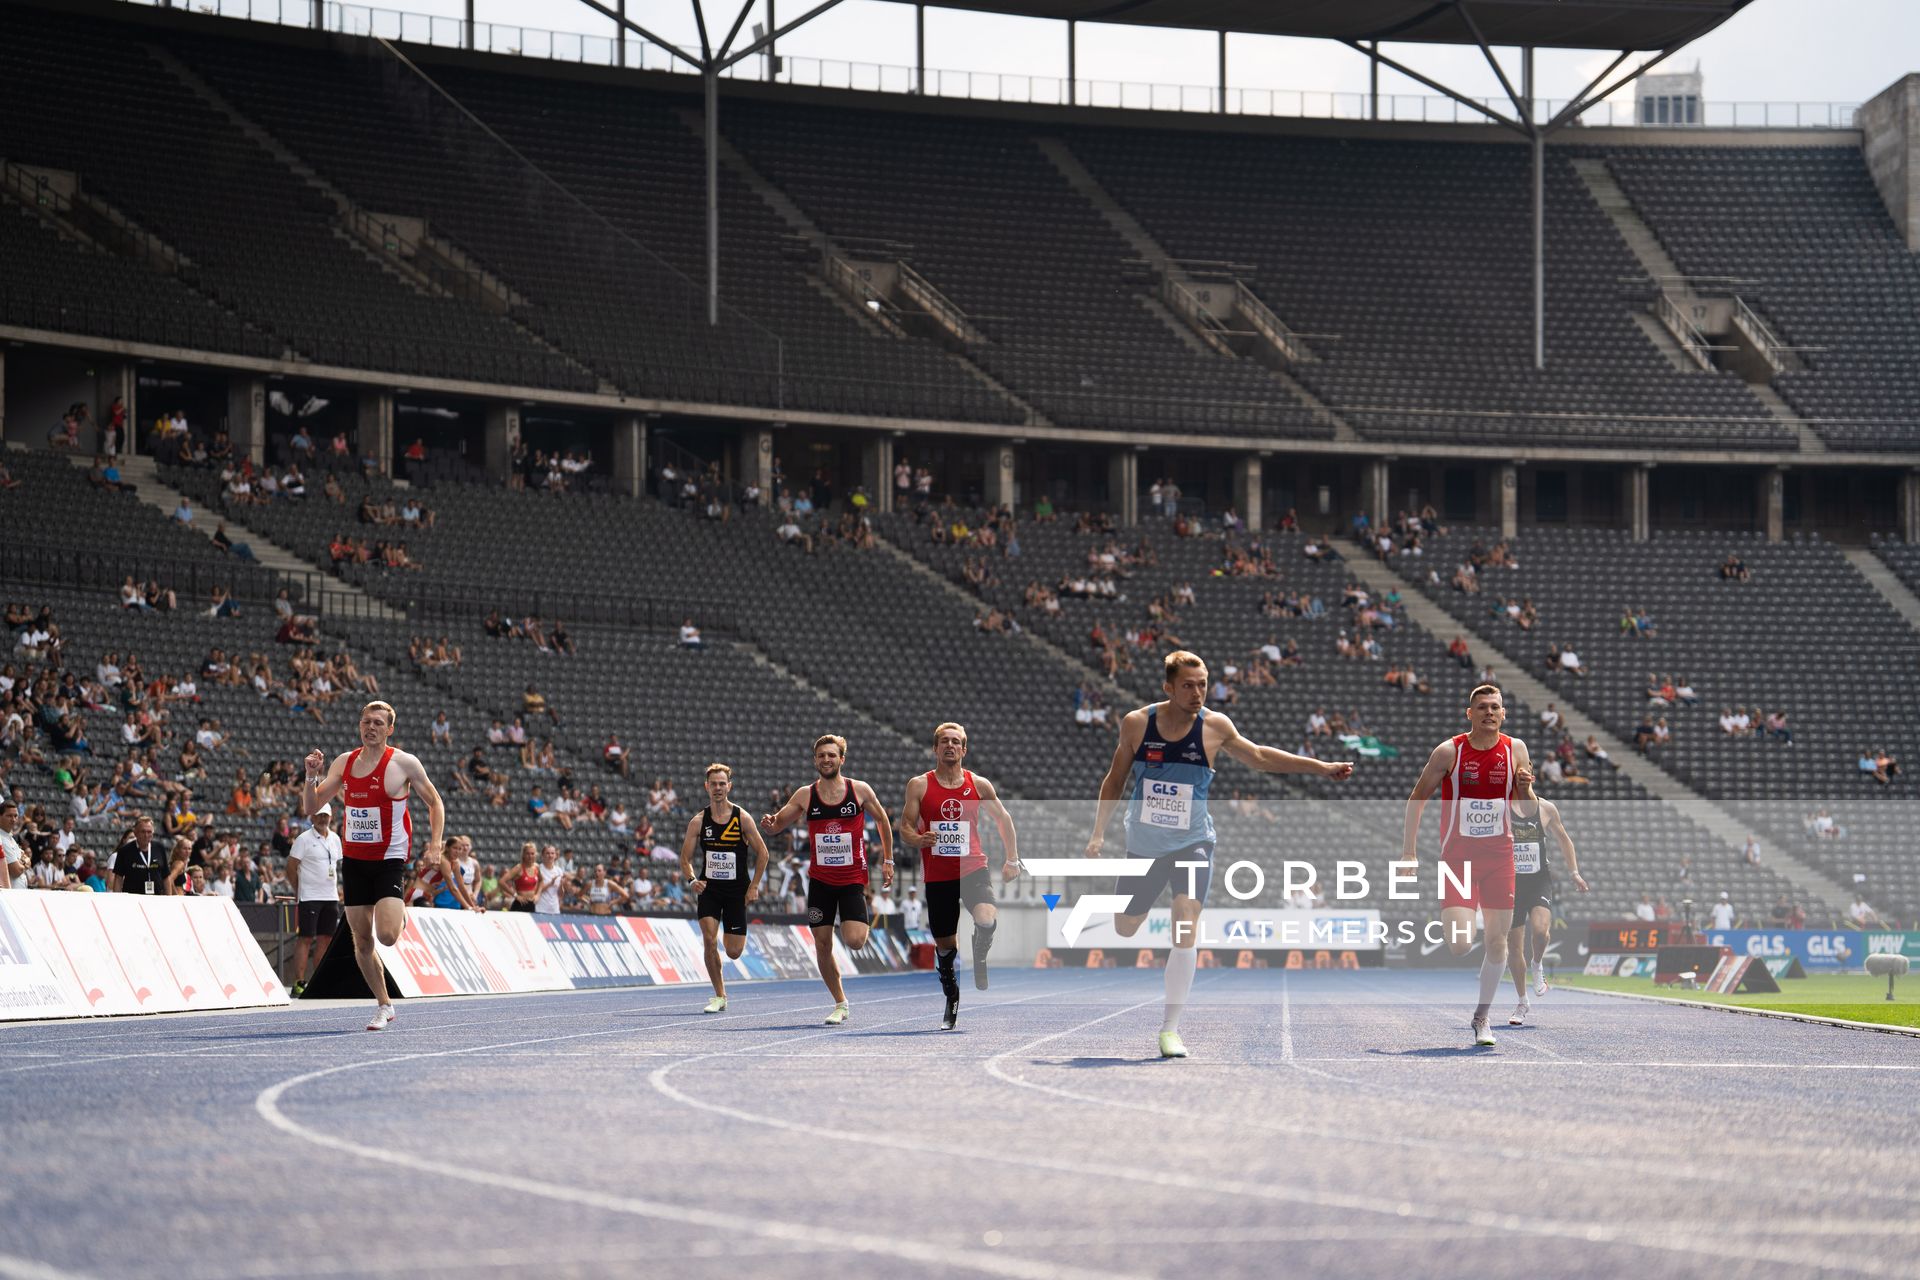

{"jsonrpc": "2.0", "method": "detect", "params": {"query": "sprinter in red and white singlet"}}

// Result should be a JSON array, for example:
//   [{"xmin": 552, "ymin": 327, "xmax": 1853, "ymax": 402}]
[
  {"xmin": 303, "ymin": 700, "xmax": 446, "ymax": 1030},
  {"xmin": 762, "ymin": 733, "xmax": 895, "ymax": 1026},
  {"xmin": 900, "ymin": 722, "xmax": 1021, "ymax": 1030},
  {"xmin": 1401, "ymin": 683, "xmax": 1535, "ymax": 1048}
]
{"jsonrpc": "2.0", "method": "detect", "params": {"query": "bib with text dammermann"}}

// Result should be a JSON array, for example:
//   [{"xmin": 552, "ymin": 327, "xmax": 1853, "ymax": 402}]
[{"xmin": 813, "ymin": 829, "xmax": 854, "ymax": 867}]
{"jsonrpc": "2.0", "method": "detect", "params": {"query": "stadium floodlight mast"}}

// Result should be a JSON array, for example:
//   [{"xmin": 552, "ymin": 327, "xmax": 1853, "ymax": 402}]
[{"xmin": 561, "ymin": 0, "xmax": 1746, "ymax": 354}]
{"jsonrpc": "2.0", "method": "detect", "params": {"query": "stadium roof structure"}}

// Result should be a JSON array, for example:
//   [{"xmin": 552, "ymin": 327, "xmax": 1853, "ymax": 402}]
[{"xmin": 570, "ymin": 0, "xmax": 1758, "ymax": 365}]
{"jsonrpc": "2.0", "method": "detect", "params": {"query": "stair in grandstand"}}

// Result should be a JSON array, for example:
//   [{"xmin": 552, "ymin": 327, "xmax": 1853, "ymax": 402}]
[
  {"xmin": 1340, "ymin": 535, "xmax": 1852, "ymax": 913},
  {"xmin": 152, "ymin": 39, "xmax": 606, "ymax": 394},
  {"xmin": 1843, "ymin": 547, "xmax": 1920, "ymax": 634},
  {"xmin": 75, "ymin": 454, "xmax": 404, "ymax": 621},
  {"xmin": 1574, "ymin": 156, "xmax": 1815, "ymax": 443}
]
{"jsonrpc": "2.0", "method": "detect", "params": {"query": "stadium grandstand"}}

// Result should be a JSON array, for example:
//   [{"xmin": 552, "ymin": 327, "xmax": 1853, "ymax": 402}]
[{"xmin": 6, "ymin": 0, "xmax": 1920, "ymax": 1275}]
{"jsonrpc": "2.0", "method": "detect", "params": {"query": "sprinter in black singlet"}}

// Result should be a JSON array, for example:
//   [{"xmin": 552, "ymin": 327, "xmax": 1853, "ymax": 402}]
[
  {"xmin": 680, "ymin": 762, "xmax": 770, "ymax": 1014},
  {"xmin": 1506, "ymin": 792, "xmax": 1587, "ymax": 1025}
]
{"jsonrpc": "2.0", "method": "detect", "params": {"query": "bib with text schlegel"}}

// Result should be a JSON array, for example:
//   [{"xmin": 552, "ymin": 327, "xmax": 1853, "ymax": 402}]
[{"xmin": 1139, "ymin": 780, "xmax": 1194, "ymax": 831}]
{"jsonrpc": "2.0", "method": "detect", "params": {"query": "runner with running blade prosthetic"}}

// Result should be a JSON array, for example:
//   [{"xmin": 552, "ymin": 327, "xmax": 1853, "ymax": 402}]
[
  {"xmin": 1088, "ymin": 651, "xmax": 1353, "ymax": 1059},
  {"xmin": 1400, "ymin": 684, "xmax": 1534, "ymax": 1048},
  {"xmin": 901, "ymin": 723, "xmax": 1020, "ymax": 1030},
  {"xmin": 1506, "ymin": 792, "xmax": 1587, "ymax": 1025},
  {"xmin": 682, "ymin": 763, "xmax": 770, "ymax": 1014},
  {"xmin": 762, "ymin": 735, "xmax": 895, "ymax": 1025},
  {"xmin": 303, "ymin": 701, "xmax": 445, "ymax": 1031}
]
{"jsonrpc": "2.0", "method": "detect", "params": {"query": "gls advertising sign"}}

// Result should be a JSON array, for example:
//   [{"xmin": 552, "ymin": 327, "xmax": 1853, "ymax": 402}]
[{"xmin": 1704, "ymin": 929, "xmax": 1864, "ymax": 972}]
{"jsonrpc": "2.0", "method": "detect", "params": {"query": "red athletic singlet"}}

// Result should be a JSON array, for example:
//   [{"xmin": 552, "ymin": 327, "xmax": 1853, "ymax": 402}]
[
  {"xmin": 340, "ymin": 746, "xmax": 412, "ymax": 862},
  {"xmin": 1436, "ymin": 732, "xmax": 1517, "ymax": 910},
  {"xmin": 919, "ymin": 770, "xmax": 987, "ymax": 882},
  {"xmin": 805, "ymin": 778, "xmax": 867, "ymax": 887}
]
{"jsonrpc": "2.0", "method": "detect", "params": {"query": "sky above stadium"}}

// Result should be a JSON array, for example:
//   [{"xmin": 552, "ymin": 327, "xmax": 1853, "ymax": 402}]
[{"xmin": 382, "ymin": 0, "xmax": 1912, "ymax": 109}]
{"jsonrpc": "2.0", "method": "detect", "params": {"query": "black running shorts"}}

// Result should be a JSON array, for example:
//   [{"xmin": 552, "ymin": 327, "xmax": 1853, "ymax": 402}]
[
  {"xmin": 1113, "ymin": 843, "xmax": 1214, "ymax": 916},
  {"xmin": 342, "ymin": 857, "xmax": 407, "ymax": 907},
  {"xmin": 698, "ymin": 880, "xmax": 750, "ymax": 935},
  {"xmin": 926, "ymin": 868, "xmax": 995, "ymax": 938},
  {"xmin": 1512, "ymin": 869, "xmax": 1555, "ymax": 921},
  {"xmin": 297, "ymin": 900, "xmax": 341, "ymax": 938},
  {"xmin": 806, "ymin": 879, "xmax": 869, "ymax": 929}
]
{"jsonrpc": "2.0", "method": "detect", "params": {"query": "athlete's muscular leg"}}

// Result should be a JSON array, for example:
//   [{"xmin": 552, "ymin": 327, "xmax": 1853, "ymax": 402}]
[
  {"xmin": 1112, "ymin": 912, "xmax": 1149, "ymax": 939},
  {"xmin": 1529, "ymin": 906, "xmax": 1553, "ymax": 969},
  {"xmin": 345, "ymin": 905, "xmax": 392, "ymax": 1005},
  {"xmin": 1168, "ymin": 895, "xmax": 1204, "ymax": 949},
  {"xmin": 1474, "ymin": 907, "xmax": 1514, "ymax": 1019},
  {"xmin": 971, "ymin": 902, "xmax": 998, "ymax": 929},
  {"xmin": 699, "ymin": 917, "xmax": 726, "ymax": 997},
  {"xmin": 812, "ymin": 924, "xmax": 846, "ymax": 1004},
  {"xmin": 371, "ymin": 896, "xmax": 406, "ymax": 947},
  {"xmin": 1506, "ymin": 924, "xmax": 1530, "ymax": 998},
  {"xmin": 1440, "ymin": 905, "xmax": 1480, "ymax": 957},
  {"xmin": 723, "ymin": 935, "xmax": 746, "ymax": 962}
]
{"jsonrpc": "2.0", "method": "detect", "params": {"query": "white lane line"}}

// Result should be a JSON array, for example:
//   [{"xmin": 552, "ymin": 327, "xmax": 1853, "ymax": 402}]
[
  {"xmin": 258, "ymin": 980, "xmax": 1130, "ymax": 1280},
  {"xmin": 0, "ymin": 1254, "xmax": 95, "ymax": 1280},
  {"xmin": 640, "ymin": 975, "xmax": 1910, "ymax": 1276},
  {"xmin": 1279, "ymin": 970, "xmax": 1359, "ymax": 1082}
]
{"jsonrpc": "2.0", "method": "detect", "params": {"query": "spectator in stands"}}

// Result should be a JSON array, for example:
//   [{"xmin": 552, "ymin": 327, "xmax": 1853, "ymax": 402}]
[
  {"xmin": 1718, "ymin": 552, "xmax": 1751, "ymax": 582},
  {"xmin": 1770, "ymin": 895, "xmax": 1794, "ymax": 927},
  {"xmin": 1634, "ymin": 893, "xmax": 1657, "ymax": 923},
  {"xmin": 1806, "ymin": 807, "xmax": 1844, "ymax": 839},
  {"xmin": 1848, "ymin": 894, "xmax": 1888, "ymax": 929},
  {"xmin": 1651, "ymin": 717, "xmax": 1671, "ymax": 748},
  {"xmin": 1710, "ymin": 893, "xmax": 1735, "ymax": 930},
  {"xmin": 522, "ymin": 684, "xmax": 558, "ymax": 728},
  {"xmin": 603, "ymin": 733, "xmax": 630, "ymax": 778},
  {"xmin": 1765, "ymin": 710, "xmax": 1793, "ymax": 744},
  {"xmin": 1557, "ymin": 644, "xmax": 1588, "ymax": 678},
  {"xmin": 1447, "ymin": 635, "xmax": 1471, "ymax": 668},
  {"xmin": 1860, "ymin": 748, "xmax": 1894, "ymax": 785},
  {"xmin": 679, "ymin": 619, "xmax": 703, "ymax": 650},
  {"xmin": 430, "ymin": 711, "xmax": 453, "ymax": 748}
]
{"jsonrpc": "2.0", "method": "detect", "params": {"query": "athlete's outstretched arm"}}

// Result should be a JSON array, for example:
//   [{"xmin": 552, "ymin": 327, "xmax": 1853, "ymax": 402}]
[
  {"xmin": 395, "ymin": 750, "xmax": 446, "ymax": 856},
  {"xmin": 1402, "ymin": 740, "xmax": 1455, "ymax": 865},
  {"xmin": 974, "ymin": 775, "xmax": 1020, "ymax": 876},
  {"xmin": 301, "ymin": 749, "xmax": 350, "ymax": 816},
  {"xmin": 1541, "ymin": 798, "xmax": 1588, "ymax": 892},
  {"xmin": 1086, "ymin": 710, "xmax": 1147, "ymax": 857},
  {"xmin": 760, "ymin": 787, "xmax": 809, "ymax": 834},
  {"xmin": 742, "ymin": 815, "xmax": 771, "ymax": 900},
  {"xmin": 899, "ymin": 774, "xmax": 937, "ymax": 849},
  {"xmin": 678, "ymin": 814, "xmax": 704, "ymax": 892},
  {"xmin": 856, "ymin": 780, "xmax": 895, "ymax": 888},
  {"xmin": 1215, "ymin": 715, "xmax": 1354, "ymax": 780}
]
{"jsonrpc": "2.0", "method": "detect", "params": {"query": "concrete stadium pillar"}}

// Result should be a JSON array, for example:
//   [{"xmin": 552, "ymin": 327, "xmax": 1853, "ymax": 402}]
[
  {"xmin": 986, "ymin": 444, "xmax": 1017, "ymax": 513},
  {"xmin": 1108, "ymin": 450, "xmax": 1138, "ymax": 526},
  {"xmin": 1497, "ymin": 463, "xmax": 1518, "ymax": 540},
  {"xmin": 226, "ymin": 374, "xmax": 265, "ymax": 467},
  {"xmin": 1761, "ymin": 466, "xmax": 1785, "ymax": 543},
  {"xmin": 1860, "ymin": 74, "xmax": 1920, "ymax": 250},
  {"xmin": 740, "ymin": 426, "xmax": 774, "ymax": 500},
  {"xmin": 1365, "ymin": 458, "xmax": 1390, "ymax": 529},
  {"xmin": 93, "ymin": 361, "xmax": 134, "ymax": 452},
  {"xmin": 483, "ymin": 404, "xmax": 520, "ymax": 485},
  {"xmin": 612, "ymin": 414, "xmax": 645, "ymax": 497},
  {"xmin": 1901, "ymin": 470, "xmax": 1920, "ymax": 545},
  {"xmin": 1233, "ymin": 454, "xmax": 1263, "ymax": 531},
  {"xmin": 862, "ymin": 435, "xmax": 894, "ymax": 514},
  {"xmin": 356, "ymin": 390, "xmax": 394, "ymax": 476},
  {"xmin": 1629, "ymin": 465, "xmax": 1651, "ymax": 543}
]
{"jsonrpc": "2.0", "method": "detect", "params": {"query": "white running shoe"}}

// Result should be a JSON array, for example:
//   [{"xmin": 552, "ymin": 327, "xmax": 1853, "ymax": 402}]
[
  {"xmin": 1509, "ymin": 998, "xmax": 1530, "ymax": 1027},
  {"xmin": 366, "ymin": 1004, "xmax": 395, "ymax": 1032},
  {"xmin": 824, "ymin": 1003, "xmax": 850, "ymax": 1026},
  {"xmin": 703, "ymin": 995, "xmax": 727, "ymax": 1014},
  {"xmin": 1158, "ymin": 1031, "xmax": 1189, "ymax": 1059},
  {"xmin": 1533, "ymin": 964, "xmax": 1548, "ymax": 997},
  {"xmin": 1472, "ymin": 1018, "xmax": 1497, "ymax": 1047}
]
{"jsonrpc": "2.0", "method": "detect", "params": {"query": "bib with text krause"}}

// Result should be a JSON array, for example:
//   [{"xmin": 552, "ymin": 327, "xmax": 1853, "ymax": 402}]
[
  {"xmin": 1513, "ymin": 840, "xmax": 1542, "ymax": 875},
  {"xmin": 931, "ymin": 820, "xmax": 970, "ymax": 858},
  {"xmin": 705, "ymin": 849, "xmax": 738, "ymax": 881},
  {"xmin": 1457, "ymin": 796, "xmax": 1506, "ymax": 839},
  {"xmin": 345, "ymin": 806, "xmax": 381, "ymax": 844},
  {"xmin": 1139, "ymin": 780, "xmax": 1193, "ymax": 831},
  {"xmin": 813, "ymin": 830, "xmax": 855, "ymax": 867}
]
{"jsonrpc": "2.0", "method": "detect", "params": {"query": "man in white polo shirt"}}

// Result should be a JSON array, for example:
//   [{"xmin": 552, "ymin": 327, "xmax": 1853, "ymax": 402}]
[{"xmin": 286, "ymin": 805, "xmax": 343, "ymax": 997}]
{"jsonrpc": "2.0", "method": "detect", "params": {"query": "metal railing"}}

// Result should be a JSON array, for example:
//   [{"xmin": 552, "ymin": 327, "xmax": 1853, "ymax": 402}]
[
  {"xmin": 896, "ymin": 263, "xmax": 985, "ymax": 346},
  {"xmin": 111, "ymin": 0, "xmax": 1860, "ymax": 130},
  {"xmin": 1730, "ymin": 296, "xmax": 1788, "ymax": 375},
  {"xmin": 1655, "ymin": 290, "xmax": 1716, "ymax": 371},
  {"xmin": 821, "ymin": 253, "xmax": 908, "ymax": 337},
  {"xmin": 340, "ymin": 206, "xmax": 513, "ymax": 314},
  {"xmin": 0, "ymin": 539, "xmax": 398, "ymax": 618},
  {"xmin": 348, "ymin": 576, "xmax": 739, "ymax": 634},
  {"xmin": 3, "ymin": 161, "xmax": 186, "ymax": 277},
  {"xmin": 1161, "ymin": 277, "xmax": 1237, "ymax": 359},
  {"xmin": 1233, "ymin": 280, "xmax": 1307, "ymax": 365}
]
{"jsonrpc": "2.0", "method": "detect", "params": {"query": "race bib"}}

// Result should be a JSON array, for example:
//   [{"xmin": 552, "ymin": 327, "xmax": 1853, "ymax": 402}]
[
  {"xmin": 705, "ymin": 849, "xmax": 738, "ymax": 881},
  {"xmin": 931, "ymin": 820, "xmax": 970, "ymax": 858},
  {"xmin": 1457, "ymin": 797, "xmax": 1506, "ymax": 840},
  {"xmin": 1513, "ymin": 840, "xmax": 1542, "ymax": 875},
  {"xmin": 813, "ymin": 829, "xmax": 854, "ymax": 867},
  {"xmin": 1138, "ymin": 780, "xmax": 1193, "ymax": 831},
  {"xmin": 345, "ymin": 805, "xmax": 381, "ymax": 844}
]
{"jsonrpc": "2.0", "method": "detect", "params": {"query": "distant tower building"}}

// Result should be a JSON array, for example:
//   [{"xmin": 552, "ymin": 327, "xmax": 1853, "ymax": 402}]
[{"xmin": 1637, "ymin": 68, "xmax": 1703, "ymax": 126}]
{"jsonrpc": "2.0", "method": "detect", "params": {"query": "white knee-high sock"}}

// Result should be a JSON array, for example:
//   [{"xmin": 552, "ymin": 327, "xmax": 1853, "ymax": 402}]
[
  {"xmin": 1474, "ymin": 952, "xmax": 1504, "ymax": 1020},
  {"xmin": 1162, "ymin": 946, "xmax": 1198, "ymax": 1033}
]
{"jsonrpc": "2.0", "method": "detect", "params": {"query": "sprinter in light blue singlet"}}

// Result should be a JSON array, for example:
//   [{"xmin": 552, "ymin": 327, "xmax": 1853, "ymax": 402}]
[{"xmin": 1087, "ymin": 651, "xmax": 1355, "ymax": 1060}]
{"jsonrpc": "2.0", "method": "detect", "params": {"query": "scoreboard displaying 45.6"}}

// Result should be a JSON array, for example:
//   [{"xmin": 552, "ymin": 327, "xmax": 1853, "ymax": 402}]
[{"xmin": 1587, "ymin": 921, "xmax": 1693, "ymax": 953}]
